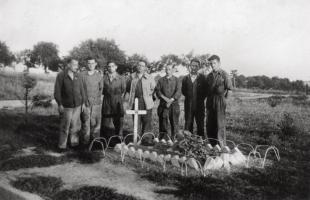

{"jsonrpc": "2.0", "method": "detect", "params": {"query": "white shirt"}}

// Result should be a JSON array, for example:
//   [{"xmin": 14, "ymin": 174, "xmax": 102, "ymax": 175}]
[{"xmin": 190, "ymin": 74, "xmax": 197, "ymax": 83}]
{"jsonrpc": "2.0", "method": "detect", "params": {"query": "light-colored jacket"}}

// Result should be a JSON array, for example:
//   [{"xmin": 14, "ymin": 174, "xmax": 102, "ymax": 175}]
[{"xmin": 128, "ymin": 73, "xmax": 156, "ymax": 110}]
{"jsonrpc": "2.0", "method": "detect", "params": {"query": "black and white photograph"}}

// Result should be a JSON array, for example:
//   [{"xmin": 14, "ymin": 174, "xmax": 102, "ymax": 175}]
[{"xmin": 0, "ymin": 0, "xmax": 309, "ymax": 199}]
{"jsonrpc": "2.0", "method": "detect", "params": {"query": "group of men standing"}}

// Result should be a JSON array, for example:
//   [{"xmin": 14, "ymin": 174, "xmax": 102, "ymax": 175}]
[{"xmin": 54, "ymin": 55, "xmax": 232, "ymax": 153}]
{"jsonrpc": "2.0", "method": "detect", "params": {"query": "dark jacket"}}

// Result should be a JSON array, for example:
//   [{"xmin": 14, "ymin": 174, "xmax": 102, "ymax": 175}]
[
  {"xmin": 102, "ymin": 73, "xmax": 126, "ymax": 116},
  {"xmin": 54, "ymin": 70, "xmax": 86, "ymax": 108},
  {"xmin": 181, "ymin": 74, "xmax": 207, "ymax": 114},
  {"xmin": 156, "ymin": 75, "xmax": 181, "ymax": 107}
]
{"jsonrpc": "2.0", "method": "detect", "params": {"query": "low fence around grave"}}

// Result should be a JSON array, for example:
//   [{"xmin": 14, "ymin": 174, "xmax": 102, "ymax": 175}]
[{"xmin": 89, "ymin": 132, "xmax": 280, "ymax": 177}]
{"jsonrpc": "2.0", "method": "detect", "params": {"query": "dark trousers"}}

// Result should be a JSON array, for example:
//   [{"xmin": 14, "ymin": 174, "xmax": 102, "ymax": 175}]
[
  {"xmin": 184, "ymin": 109, "xmax": 205, "ymax": 137},
  {"xmin": 158, "ymin": 103, "xmax": 180, "ymax": 140},
  {"xmin": 133, "ymin": 99, "xmax": 153, "ymax": 135},
  {"xmin": 136, "ymin": 109, "xmax": 152, "ymax": 135},
  {"xmin": 101, "ymin": 115, "xmax": 124, "ymax": 136},
  {"xmin": 206, "ymin": 97, "xmax": 226, "ymax": 147}
]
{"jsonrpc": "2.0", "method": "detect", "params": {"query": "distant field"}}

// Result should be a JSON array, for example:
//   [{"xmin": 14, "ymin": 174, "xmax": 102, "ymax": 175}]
[{"xmin": 0, "ymin": 72, "xmax": 55, "ymax": 100}]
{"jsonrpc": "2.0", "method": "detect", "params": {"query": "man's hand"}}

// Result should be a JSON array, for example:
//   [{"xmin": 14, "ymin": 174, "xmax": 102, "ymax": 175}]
[
  {"xmin": 166, "ymin": 98, "xmax": 174, "ymax": 108},
  {"xmin": 225, "ymin": 90, "xmax": 231, "ymax": 98},
  {"xmin": 58, "ymin": 105, "xmax": 64, "ymax": 114}
]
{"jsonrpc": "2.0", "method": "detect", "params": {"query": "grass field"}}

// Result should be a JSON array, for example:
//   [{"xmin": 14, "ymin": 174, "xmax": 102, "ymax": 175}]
[
  {"xmin": 0, "ymin": 71, "xmax": 54, "ymax": 100},
  {"xmin": 0, "ymin": 72, "xmax": 310, "ymax": 199},
  {"xmin": 0, "ymin": 90, "xmax": 309, "ymax": 199}
]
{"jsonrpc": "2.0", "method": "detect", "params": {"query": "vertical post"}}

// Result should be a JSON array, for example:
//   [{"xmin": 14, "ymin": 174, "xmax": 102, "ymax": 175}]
[{"xmin": 134, "ymin": 98, "xmax": 139, "ymax": 144}]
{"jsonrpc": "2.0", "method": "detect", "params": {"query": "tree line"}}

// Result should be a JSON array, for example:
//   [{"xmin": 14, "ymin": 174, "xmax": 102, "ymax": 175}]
[
  {"xmin": 231, "ymin": 72, "xmax": 308, "ymax": 93},
  {"xmin": 0, "ymin": 39, "xmax": 308, "ymax": 93}
]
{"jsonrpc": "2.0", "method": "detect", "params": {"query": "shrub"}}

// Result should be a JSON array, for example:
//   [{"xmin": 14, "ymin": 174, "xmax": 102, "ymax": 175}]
[
  {"xmin": 267, "ymin": 95, "xmax": 285, "ymax": 107},
  {"xmin": 31, "ymin": 93, "xmax": 53, "ymax": 109},
  {"xmin": 290, "ymin": 94, "xmax": 307, "ymax": 101},
  {"xmin": 290, "ymin": 94, "xmax": 309, "ymax": 106},
  {"xmin": 277, "ymin": 112, "xmax": 299, "ymax": 139}
]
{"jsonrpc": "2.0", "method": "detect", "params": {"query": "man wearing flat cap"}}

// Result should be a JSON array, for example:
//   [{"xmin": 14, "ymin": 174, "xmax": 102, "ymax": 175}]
[{"xmin": 205, "ymin": 55, "xmax": 232, "ymax": 147}]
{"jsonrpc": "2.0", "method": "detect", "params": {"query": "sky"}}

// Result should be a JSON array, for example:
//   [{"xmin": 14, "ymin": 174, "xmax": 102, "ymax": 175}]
[{"xmin": 0, "ymin": 0, "xmax": 309, "ymax": 80}]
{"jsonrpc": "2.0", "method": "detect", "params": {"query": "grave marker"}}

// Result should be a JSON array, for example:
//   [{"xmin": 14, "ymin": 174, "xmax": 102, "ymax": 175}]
[{"xmin": 126, "ymin": 98, "xmax": 147, "ymax": 144}]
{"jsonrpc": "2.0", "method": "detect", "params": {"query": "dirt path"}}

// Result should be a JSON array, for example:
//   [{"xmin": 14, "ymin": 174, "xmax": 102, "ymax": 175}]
[{"xmin": 1, "ymin": 158, "xmax": 177, "ymax": 200}]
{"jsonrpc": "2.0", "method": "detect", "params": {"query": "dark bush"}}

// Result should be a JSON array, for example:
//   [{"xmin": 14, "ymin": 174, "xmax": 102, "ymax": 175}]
[
  {"xmin": 277, "ymin": 112, "xmax": 299, "ymax": 139},
  {"xmin": 31, "ymin": 94, "xmax": 53, "ymax": 108},
  {"xmin": 290, "ymin": 94, "xmax": 308, "ymax": 101},
  {"xmin": 267, "ymin": 95, "xmax": 285, "ymax": 107}
]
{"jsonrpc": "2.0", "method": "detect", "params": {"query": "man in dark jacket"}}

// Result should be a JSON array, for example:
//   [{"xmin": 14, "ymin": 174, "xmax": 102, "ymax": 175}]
[
  {"xmin": 181, "ymin": 58, "xmax": 207, "ymax": 137},
  {"xmin": 54, "ymin": 58, "xmax": 86, "ymax": 152},
  {"xmin": 205, "ymin": 55, "xmax": 232, "ymax": 147},
  {"xmin": 156, "ymin": 64, "xmax": 181, "ymax": 140}
]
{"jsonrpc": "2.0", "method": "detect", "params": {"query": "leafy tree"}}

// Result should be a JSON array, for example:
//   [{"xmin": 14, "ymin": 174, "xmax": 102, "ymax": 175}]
[
  {"xmin": 260, "ymin": 75, "xmax": 272, "ymax": 89},
  {"xmin": 235, "ymin": 74, "xmax": 247, "ymax": 88},
  {"xmin": 0, "ymin": 41, "xmax": 15, "ymax": 66},
  {"xmin": 70, "ymin": 38, "xmax": 126, "ymax": 71},
  {"xmin": 291, "ymin": 80, "xmax": 305, "ymax": 93},
  {"xmin": 278, "ymin": 78, "xmax": 291, "ymax": 91},
  {"xmin": 196, "ymin": 53, "xmax": 211, "ymax": 65},
  {"xmin": 32, "ymin": 42, "xmax": 60, "ymax": 72},
  {"xmin": 160, "ymin": 54, "xmax": 182, "ymax": 65},
  {"xmin": 15, "ymin": 49, "xmax": 32, "ymax": 63},
  {"xmin": 127, "ymin": 53, "xmax": 149, "ymax": 72}
]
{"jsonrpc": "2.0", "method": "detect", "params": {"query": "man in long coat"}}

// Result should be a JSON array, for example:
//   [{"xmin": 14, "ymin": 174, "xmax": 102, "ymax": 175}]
[{"xmin": 101, "ymin": 62, "xmax": 127, "ymax": 136}]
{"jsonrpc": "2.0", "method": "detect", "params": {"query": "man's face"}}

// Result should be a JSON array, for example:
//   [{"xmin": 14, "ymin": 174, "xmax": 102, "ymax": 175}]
[
  {"xmin": 68, "ymin": 60, "xmax": 79, "ymax": 72},
  {"xmin": 165, "ymin": 65, "xmax": 173, "ymax": 76},
  {"xmin": 210, "ymin": 59, "xmax": 220, "ymax": 71},
  {"xmin": 203, "ymin": 63, "xmax": 212, "ymax": 74},
  {"xmin": 87, "ymin": 59, "xmax": 97, "ymax": 71},
  {"xmin": 190, "ymin": 61, "xmax": 200, "ymax": 75},
  {"xmin": 136, "ymin": 61, "xmax": 146, "ymax": 73},
  {"xmin": 107, "ymin": 62, "xmax": 117, "ymax": 74}
]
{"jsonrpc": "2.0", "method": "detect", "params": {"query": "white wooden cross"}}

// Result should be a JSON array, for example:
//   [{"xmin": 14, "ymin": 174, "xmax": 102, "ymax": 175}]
[{"xmin": 126, "ymin": 98, "xmax": 147, "ymax": 144}]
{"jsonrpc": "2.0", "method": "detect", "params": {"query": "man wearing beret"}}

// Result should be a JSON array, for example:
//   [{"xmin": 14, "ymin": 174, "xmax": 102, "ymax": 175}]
[{"xmin": 205, "ymin": 55, "xmax": 232, "ymax": 147}]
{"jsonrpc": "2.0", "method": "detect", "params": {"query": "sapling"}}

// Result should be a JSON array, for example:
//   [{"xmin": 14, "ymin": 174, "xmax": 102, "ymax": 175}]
[{"xmin": 21, "ymin": 72, "xmax": 37, "ymax": 123}]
